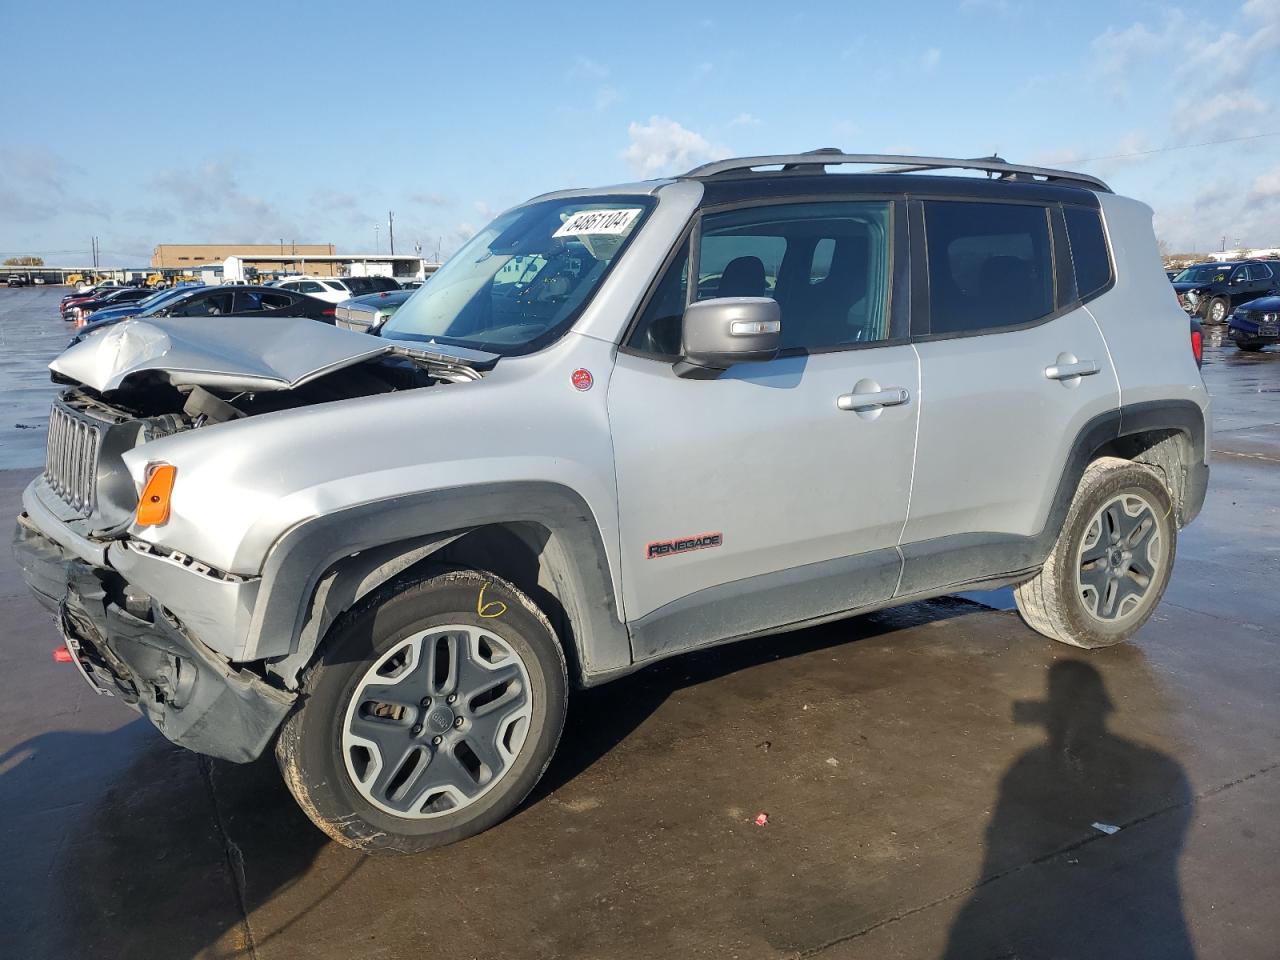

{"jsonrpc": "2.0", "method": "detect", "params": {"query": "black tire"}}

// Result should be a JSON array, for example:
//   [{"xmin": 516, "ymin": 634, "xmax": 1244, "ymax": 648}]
[
  {"xmin": 1237, "ymin": 340, "xmax": 1266, "ymax": 352},
  {"xmin": 276, "ymin": 568, "xmax": 568, "ymax": 855},
  {"xmin": 1014, "ymin": 457, "xmax": 1176, "ymax": 649},
  {"xmin": 1206, "ymin": 297, "xmax": 1230, "ymax": 324}
]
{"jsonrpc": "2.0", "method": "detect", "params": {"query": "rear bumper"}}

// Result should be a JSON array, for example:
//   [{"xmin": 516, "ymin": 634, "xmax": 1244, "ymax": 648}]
[{"xmin": 12, "ymin": 513, "xmax": 294, "ymax": 763}]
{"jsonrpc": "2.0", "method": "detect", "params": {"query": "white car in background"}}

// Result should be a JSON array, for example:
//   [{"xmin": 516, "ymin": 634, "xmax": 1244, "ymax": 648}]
[{"xmin": 274, "ymin": 276, "xmax": 355, "ymax": 304}]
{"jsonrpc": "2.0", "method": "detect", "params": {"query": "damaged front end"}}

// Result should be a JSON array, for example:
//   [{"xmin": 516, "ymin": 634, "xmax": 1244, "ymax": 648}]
[{"xmin": 14, "ymin": 316, "xmax": 496, "ymax": 762}]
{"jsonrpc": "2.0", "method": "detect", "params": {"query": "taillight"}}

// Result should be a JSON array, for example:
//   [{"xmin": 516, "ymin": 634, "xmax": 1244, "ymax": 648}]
[
  {"xmin": 323, "ymin": 307, "xmax": 335, "ymax": 317},
  {"xmin": 1191, "ymin": 328, "xmax": 1203, "ymax": 366}
]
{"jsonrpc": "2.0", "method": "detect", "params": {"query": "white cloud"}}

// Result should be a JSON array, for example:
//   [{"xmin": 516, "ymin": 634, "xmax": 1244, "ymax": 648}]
[
  {"xmin": 568, "ymin": 56, "xmax": 609, "ymax": 80},
  {"xmin": 1250, "ymin": 166, "xmax": 1280, "ymax": 199},
  {"xmin": 149, "ymin": 160, "xmax": 302, "ymax": 242},
  {"xmin": 1172, "ymin": 90, "xmax": 1269, "ymax": 139},
  {"xmin": 729, "ymin": 112, "xmax": 763, "ymax": 128},
  {"xmin": 593, "ymin": 86, "xmax": 621, "ymax": 112},
  {"xmin": 621, "ymin": 116, "xmax": 728, "ymax": 178}
]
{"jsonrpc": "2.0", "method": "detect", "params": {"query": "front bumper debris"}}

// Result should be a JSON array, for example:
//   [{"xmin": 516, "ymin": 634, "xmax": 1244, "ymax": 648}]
[{"xmin": 13, "ymin": 514, "xmax": 294, "ymax": 763}]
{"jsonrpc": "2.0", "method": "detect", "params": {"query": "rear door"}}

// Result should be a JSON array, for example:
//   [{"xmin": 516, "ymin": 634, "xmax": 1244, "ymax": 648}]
[
  {"xmin": 898, "ymin": 197, "xmax": 1120, "ymax": 595},
  {"xmin": 609, "ymin": 197, "xmax": 919, "ymax": 658}
]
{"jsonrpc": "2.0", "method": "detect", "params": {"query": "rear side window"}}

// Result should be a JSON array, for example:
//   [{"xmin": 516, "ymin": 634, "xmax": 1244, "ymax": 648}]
[
  {"xmin": 924, "ymin": 201, "xmax": 1054, "ymax": 335},
  {"xmin": 1063, "ymin": 206, "xmax": 1112, "ymax": 299}
]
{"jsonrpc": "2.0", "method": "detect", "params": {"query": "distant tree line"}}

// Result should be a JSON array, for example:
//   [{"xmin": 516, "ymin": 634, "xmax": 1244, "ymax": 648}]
[{"xmin": 3, "ymin": 256, "xmax": 44, "ymax": 266}]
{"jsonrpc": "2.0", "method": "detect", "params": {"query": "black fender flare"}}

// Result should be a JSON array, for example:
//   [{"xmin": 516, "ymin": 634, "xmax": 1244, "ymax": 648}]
[{"xmin": 244, "ymin": 482, "xmax": 630, "ymax": 684}]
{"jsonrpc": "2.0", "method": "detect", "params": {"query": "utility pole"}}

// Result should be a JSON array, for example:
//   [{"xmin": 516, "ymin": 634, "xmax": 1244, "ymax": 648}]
[
  {"xmin": 388, "ymin": 210, "xmax": 395, "ymax": 255},
  {"xmin": 374, "ymin": 223, "xmax": 380, "ymax": 254}
]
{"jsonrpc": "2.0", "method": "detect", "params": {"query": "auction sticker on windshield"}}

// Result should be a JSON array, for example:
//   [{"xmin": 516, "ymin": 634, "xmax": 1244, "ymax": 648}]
[{"xmin": 553, "ymin": 208, "xmax": 642, "ymax": 238}]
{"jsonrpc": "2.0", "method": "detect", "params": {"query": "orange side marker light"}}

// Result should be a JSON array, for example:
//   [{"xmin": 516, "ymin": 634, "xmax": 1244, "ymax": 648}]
[{"xmin": 135, "ymin": 464, "xmax": 177, "ymax": 526}]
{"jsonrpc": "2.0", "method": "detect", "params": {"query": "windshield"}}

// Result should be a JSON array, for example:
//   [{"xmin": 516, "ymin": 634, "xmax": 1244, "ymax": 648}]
[
  {"xmin": 381, "ymin": 195, "xmax": 653, "ymax": 354},
  {"xmin": 1175, "ymin": 264, "xmax": 1230, "ymax": 283}
]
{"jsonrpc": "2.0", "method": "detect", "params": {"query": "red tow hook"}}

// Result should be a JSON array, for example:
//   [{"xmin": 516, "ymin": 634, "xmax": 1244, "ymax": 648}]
[{"xmin": 53, "ymin": 647, "xmax": 73, "ymax": 663}]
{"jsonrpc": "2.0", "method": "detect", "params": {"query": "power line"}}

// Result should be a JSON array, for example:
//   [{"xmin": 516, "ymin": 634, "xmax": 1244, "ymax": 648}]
[{"xmin": 1076, "ymin": 131, "xmax": 1280, "ymax": 164}]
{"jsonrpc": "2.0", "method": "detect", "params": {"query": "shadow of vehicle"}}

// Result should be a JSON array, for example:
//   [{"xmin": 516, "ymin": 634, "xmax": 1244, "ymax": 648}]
[
  {"xmin": 535, "ymin": 596, "xmax": 982, "ymax": 800},
  {"xmin": 942, "ymin": 660, "xmax": 1194, "ymax": 959}
]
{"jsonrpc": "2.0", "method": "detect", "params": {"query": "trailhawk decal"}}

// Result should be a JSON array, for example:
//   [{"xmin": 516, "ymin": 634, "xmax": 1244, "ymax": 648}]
[{"xmin": 646, "ymin": 532, "xmax": 723, "ymax": 560}]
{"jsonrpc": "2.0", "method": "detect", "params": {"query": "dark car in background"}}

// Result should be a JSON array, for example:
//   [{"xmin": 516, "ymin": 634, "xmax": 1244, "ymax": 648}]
[
  {"xmin": 71, "ymin": 285, "xmax": 338, "ymax": 345},
  {"xmin": 333, "ymin": 289, "xmax": 413, "ymax": 333},
  {"xmin": 66, "ymin": 286, "xmax": 154, "ymax": 325},
  {"xmin": 1227, "ymin": 294, "xmax": 1280, "ymax": 352},
  {"xmin": 341, "ymin": 275, "xmax": 403, "ymax": 295},
  {"xmin": 81, "ymin": 284, "xmax": 205, "ymax": 328},
  {"xmin": 1172, "ymin": 260, "xmax": 1278, "ymax": 323},
  {"xmin": 60, "ymin": 284, "xmax": 128, "ymax": 319}
]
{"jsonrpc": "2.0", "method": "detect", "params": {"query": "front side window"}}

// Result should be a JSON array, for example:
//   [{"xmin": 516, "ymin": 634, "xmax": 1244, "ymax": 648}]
[
  {"xmin": 381, "ymin": 196, "xmax": 653, "ymax": 355},
  {"xmin": 925, "ymin": 200, "xmax": 1054, "ymax": 334},
  {"xmin": 628, "ymin": 201, "xmax": 892, "ymax": 355}
]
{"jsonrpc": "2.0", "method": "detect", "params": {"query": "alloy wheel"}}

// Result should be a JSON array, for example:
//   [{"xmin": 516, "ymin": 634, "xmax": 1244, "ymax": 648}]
[
  {"xmin": 342, "ymin": 625, "xmax": 533, "ymax": 818},
  {"xmin": 1075, "ymin": 493, "xmax": 1163, "ymax": 622}
]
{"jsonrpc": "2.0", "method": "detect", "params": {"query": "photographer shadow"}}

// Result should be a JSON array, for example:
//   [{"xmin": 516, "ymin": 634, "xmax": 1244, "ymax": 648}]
[{"xmin": 943, "ymin": 659, "xmax": 1195, "ymax": 959}]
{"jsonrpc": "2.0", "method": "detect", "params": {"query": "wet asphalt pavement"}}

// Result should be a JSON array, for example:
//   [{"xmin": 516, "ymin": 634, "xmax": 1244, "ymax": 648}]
[{"xmin": 1, "ymin": 287, "xmax": 1278, "ymax": 958}]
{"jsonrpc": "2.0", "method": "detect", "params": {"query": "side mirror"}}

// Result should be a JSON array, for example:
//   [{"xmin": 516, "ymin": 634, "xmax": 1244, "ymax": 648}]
[{"xmin": 674, "ymin": 297, "xmax": 781, "ymax": 379}]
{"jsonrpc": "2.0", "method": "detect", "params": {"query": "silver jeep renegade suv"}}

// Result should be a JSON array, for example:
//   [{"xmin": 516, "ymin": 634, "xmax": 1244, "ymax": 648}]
[{"xmin": 13, "ymin": 152, "xmax": 1210, "ymax": 853}]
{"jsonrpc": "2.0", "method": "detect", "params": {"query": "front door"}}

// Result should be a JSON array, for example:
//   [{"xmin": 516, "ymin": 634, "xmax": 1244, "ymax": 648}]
[{"xmin": 608, "ymin": 198, "xmax": 919, "ymax": 661}]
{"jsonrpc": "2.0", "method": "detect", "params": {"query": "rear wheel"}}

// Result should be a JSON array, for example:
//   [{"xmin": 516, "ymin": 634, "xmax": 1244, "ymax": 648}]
[
  {"xmin": 276, "ymin": 568, "xmax": 568, "ymax": 854},
  {"xmin": 1014, "ymin": 457, "xmax": 1175, "ymax": 649}
]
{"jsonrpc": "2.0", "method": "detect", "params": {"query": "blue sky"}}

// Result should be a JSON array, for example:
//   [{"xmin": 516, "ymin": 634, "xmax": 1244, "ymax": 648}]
[{"xmin": 1, "ymin": 0, "xmax": 1277, "ymax": 265}]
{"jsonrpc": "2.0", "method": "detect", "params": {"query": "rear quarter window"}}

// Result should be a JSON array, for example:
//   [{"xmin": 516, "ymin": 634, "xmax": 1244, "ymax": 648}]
[{"xmin": 1063, "ymin": 206, "xmax": 1112, "ymax": 300}]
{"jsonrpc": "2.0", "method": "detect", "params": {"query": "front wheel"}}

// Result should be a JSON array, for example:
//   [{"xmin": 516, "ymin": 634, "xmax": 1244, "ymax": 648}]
[
  {"xmin": 1015, "ymin": 457, "xmax": 1175, "ymax": 649},
  {"xmin": 1207, "ymin": 297, "xmax": 1230, "ymax": 324},
  {"xmin": 1237, "ymin": 340, "xmax": 1266, "ymax": 352},
  {"xmin": 276, "ymin": 569, "xmax": 568, "ymax": 854}
]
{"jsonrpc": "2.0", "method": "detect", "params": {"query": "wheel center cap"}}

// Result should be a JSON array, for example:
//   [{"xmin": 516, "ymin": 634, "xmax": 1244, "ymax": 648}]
[
  {"xmin": 426, "ymin": 706, "xmax": 455, "ymax": 733},
  {"xmin": 1110, "ymin": 549, "xmax": 1125, "ymax": 568}
]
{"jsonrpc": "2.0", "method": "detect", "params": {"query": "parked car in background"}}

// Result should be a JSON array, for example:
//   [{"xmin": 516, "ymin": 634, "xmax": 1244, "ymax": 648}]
[
  {"xmin": 71, "ymin": 285, "xmax": 337, "ymax": 345},
  {"xmin": 399, "ymin": 278, "xmax": 425, "ymax": 289},
  {"xmin": 6, "ymin": 274, "xmax": 27, "ymax": 287},
  {"xmin": 334, "ymin": 289, "xmax": 413, "ymax": 333},
  {"xmin": 1227, "ymin": 294, "xmax": 1280, "ymax": 351},
  {"xmin": 67, "ymin": 287, "xmax": 154, "ymax": 326},
  {"xmin": 1172, "ymin": 260, "xmax": 1278, "ymax": 323},
  {"xmin": 341, "ymin": 276, "xmax": 403, "ymax": 295},
  {"xmin": 80, "ymin": 285, "xmax": 204, "ymax": 328},
  {"xmin": 60, "ymin": 285, "xmax": 129, "ymax": 319},
  {"xmin": 274, "ymin": 276, "xmax": 355, "ymax": 304}
]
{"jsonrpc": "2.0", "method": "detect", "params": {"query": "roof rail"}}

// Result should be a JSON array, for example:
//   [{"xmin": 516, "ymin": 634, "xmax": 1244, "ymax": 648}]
[{"xmin": 680, "ymin": 149, "xmax": 1112, "ymax": 193}]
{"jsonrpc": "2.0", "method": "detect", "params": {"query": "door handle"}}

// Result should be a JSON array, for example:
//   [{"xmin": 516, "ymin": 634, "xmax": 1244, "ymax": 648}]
[
  {"xmin": 837, "ymin": 387, "xmax": 910, "ymax": 411},
  {"xmin": 1044, "ymin": 360, "xmax": 1100, "ymax": 380}
]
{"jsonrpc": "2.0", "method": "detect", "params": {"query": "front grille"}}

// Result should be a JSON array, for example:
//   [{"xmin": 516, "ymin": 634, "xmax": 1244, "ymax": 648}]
[{"xmin": 44, "ymin": 402, "xmax": 103, "ymax": 514}]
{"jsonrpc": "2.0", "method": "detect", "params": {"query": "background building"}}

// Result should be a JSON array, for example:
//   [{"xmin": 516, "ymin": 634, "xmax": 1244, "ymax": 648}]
[{"xmin": 152, "ymin": 243, "xmax": 335, "ymax": 269}]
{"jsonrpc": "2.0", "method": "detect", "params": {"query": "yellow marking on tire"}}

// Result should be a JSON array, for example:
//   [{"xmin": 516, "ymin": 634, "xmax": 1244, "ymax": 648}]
[{"xmin": 477, "ymin": 582, "xmax": 507, "ymax": 618}]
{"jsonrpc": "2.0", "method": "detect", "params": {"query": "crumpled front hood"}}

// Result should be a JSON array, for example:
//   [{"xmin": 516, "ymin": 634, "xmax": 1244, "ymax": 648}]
[{"xmin": 50, "ymin": 316, "xmax": 401, "ymax": 392}]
